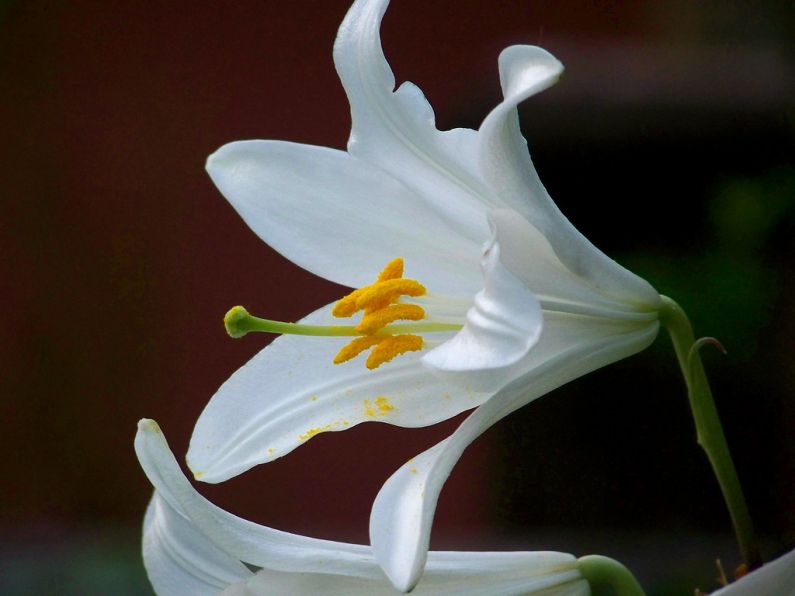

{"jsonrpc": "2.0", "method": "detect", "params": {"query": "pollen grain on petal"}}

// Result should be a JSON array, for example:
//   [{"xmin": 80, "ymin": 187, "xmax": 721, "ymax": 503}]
[
  {"xmin": 299, "ymin": 424, "xmax": 332, "ymax": 441},
  {"xmin": 363, "ymin": 396, "xmax": 396, "ymax": 418},
  {"xmin": 375, "ymin": 396, "xmax": 394, "ymax": 413},
  {"xmin": 356, "ymin": 303, "xmax": 425, "ymax": 334},
  {"xmin": 333, "ymin": 336, "xmax": 381, "ymax": 364},
  {"xmin": 366, "ymin": 334, "xmax": 424, "ymax": 369}
]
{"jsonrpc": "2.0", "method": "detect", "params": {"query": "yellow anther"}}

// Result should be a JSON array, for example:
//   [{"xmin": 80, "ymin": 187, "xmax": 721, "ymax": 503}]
[
  {"xmin": 357, "ymin": 303, "xmax": 425, "ymax": 334},
  {"xmin": 355, "ymin": 278, "xmax": 426, "ymax": 311},
  {"xmin": 332, "ymin": 258, "xmax": 430, "ymax": 369},
  {"xmin": 333, "ymin": 336, "xmax": 382, "ymax": 364},
  {"xmin": 333, "ymin": 259, "xmax": 409, "ymax": 317},
  {"xmin": 332, "ymin": 287, "xmax": 366, "ymax": 318},
  {"xmin": 366, "ymin": 334, "xmax": 423, "ymax": 369},
  {"xmin": 377, "ymin": 257, "xmax": 404, "ymax": 281}
]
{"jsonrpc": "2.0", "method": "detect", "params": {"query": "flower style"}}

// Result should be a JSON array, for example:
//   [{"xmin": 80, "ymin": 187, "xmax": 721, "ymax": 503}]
[
  {"xmin": 188, "ymin": 0, "xmax": 661, "ymax": 590},
  {"xmin": 136, "ymin": 419, "xmax": 590, "ymax": 595}
]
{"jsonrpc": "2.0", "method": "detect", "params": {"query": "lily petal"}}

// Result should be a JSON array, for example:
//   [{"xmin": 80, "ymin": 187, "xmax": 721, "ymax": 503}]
[
  {"xmin": 188, "ymin": 303, "xmax": 491, "ymax": 484},
  {"xmin": 711, "ymin": 548, "xmax": 795, "ymax": 595},
  {"xmin": 140, "ymin": 420, "xmax": 591, "ymax": 595},
  {"xmin": 478, "ymin": 45, "xmax": 659, "ymax": 308},
  {"xmin": 206, "ymin": 140, "xmax": 481, "ymax": 295},
  {"xmin": 371, "ymin": 316, "xmax": 659, "ymax": 591},
  {"xmin": 334, "ymin": 0, "xmax": 506, "ymax": 242},
  {"xmin": 137, "ymin": 418, "xmax": 381, "ymax": 577},
  {"xmin": 488, "ymin": 209, "xmax": 659, "ymax": 319},
  {"xmin": 143, "ymin": 494, "xmax": 252, "ymax": 596},
  {"xmin": 235, "ymin": 564, "xmax": 586, "ymax": 596},
  {"xmin": 422, "ymin": 237, "xmax": 543, "ymax": 392}
]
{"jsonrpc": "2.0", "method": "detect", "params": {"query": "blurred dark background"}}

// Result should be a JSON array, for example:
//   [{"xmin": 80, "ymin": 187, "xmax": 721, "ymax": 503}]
[{"xmin": 1, "ymin": 1, "xmax": 792, "ymax": 594}]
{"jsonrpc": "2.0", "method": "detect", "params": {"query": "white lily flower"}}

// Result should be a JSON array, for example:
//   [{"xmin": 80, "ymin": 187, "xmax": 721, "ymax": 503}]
[
  {"xmin": 190, "ymin": 0, "xmax": 661, "ymax": 589},
  {"xmin": 137, "ymin": 419, "xmax": 590, "ymax": 595}
]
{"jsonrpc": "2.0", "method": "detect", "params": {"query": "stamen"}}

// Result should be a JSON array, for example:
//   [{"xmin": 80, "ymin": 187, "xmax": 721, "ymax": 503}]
[
  {"xmin": 332, "ymin": 288, "xmax": 366, "ymax": 318},
  {"xmin": 356, "ymin": 303, "xmax": 425, "ymax": 334},
  {"xmin": 333, "ymin": 336, "xmax": 382, "ymax": 364},
  {"xmin": 377, "ymin": 257, "xmax": 404, "ymax": 281},
  {"xmin": 224, "ymin": 259, "xmax": 462, "ymax": 371},
  {"xmin": 366, "ymin": 334, "xmax": 424, "ymax": 369},
  {"xmin": 330, "ymin": 258, "xmax": 434, "ymax": 369},
  {"xmin": 332, "ymin": 259, "xmax": 408, "ymax": 317},
  {"xmin": 355, "ymin": 278, "xmax": 426, "ymax": 311}
]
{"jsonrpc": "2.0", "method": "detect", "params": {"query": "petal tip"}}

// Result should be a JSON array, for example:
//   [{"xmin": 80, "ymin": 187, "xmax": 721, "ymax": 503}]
[
  {"xmin": 205, "ymin": 144, "xmax": 232, "ymax": 175},
  {"xmin": 137, "ymin": 418, "xmax": 160, "ymax": 434}
]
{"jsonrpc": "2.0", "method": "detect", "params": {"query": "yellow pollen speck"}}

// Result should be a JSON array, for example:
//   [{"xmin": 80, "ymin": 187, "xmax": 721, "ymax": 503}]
[
  {"xmin": 410, "ymin": 467, "xmax": 418, "ymax": 474},
  {"xmin": 299, "ymin": 424, "xmax": 332, "ymax": 441},
  {"xmin": 310, "ymin": 395, "xmax": 318, "ymax": 401},
  {"xmin": 193, "ymin": 471, "xmax": 204, "ymax": 480},
  {"xmin": 375, "ymin": 396, "xmax": 394, "ymax": 413},
  {"xmin": 366, "ymin": 334, "xmax": 423, "ymax": 369},
  {"xmin": 267, "ymin": 448, "xmax": 276, "ymax": 455},
  {"xmin": 364, "ymin": 396, "xmax": 396, "ymax": 418}
]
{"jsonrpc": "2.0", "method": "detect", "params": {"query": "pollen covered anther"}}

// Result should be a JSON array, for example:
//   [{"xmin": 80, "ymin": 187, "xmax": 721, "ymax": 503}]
[
  {"xmin": 332, "ymin": 258, "xmax": 429, "ymax": 369},
  {"xmin": 333, "ymin": 336, "xmax": 382, "ymax": 364},
  {"xmin": 357, "ymin": 303, "xmax": 425, "ymax": 334},
  {"xmin": 355, "ymin": 278, "xmax": 426, "ymax": 311},
  {"xmin": 376, "ymin": 257, "xmax": 404, "ymax": 281},
  {"xmin": 332, "ymin": 288, "xmax": 366, "ymax": 318},
  {"xmin": 366, "ymin": 335, "xmax": 424, "ymax": 369}
]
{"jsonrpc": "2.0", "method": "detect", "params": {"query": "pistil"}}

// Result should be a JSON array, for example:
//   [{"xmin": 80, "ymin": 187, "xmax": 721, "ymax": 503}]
[
  {"xmin": 223, "ymin": 305, "xmax": 459, "ymax": 339},
  {"xmin": 224, "ymin": 258, "xmax": 463, "ymax": 369}
]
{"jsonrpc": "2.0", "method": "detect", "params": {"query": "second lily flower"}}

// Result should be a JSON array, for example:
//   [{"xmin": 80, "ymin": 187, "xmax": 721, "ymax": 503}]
[{"xmin": 189, "ymin": 0, "xmax": 661, "ymax": 590}]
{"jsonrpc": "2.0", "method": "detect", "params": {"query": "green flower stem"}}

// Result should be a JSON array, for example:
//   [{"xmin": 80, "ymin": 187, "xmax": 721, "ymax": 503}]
[
  {"xmin": 223, "ymin": 305, "xmax": 461, "ymax": 339},
  {"xmin": 577, "ymin": 555, "xmax": 645, "ymax": 596},
  {"xmin": 659, "ymin": 295, "xmax": 760, "ymax": 568}
]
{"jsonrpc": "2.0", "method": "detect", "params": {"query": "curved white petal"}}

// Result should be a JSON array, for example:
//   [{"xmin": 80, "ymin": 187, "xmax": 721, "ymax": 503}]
[
  {"xmin": 334, "ymin": 0, "xmax": 501, "ymax": 245},
  {"xmin": 423, "ymin": 238, "xmax": 543, "ymax": 392},
  {"xmin": 371, "ymin": 315, "xmax": 659, "ymax": 591},
  {"xmin": 137, "ymin": 418, "xmax": 381, "ymax": 578},
  {"xmin": 478, "ymin": 45, "xmax": 659, "ymax": 308},
  {"xmin": 143, "ymin": 494, "xmax": 252, "ymax": 596},
  {"xmin": 711, "ymin": 548, "xmax": 795, "ymax": 595},
  {"xmin": 140, "ymin": 420, "xmax": 589, "ymax": 595},
  {"xmin": 188, "ymin": 303, "xmax": 492, "ymax": 484},
  {"xmin": 206, "ymin": 140, "xmax": 481, "ymax": 295},
  {"xmin": 488, "ymin": 209, "xmax": 659, "ymax": 318}
]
